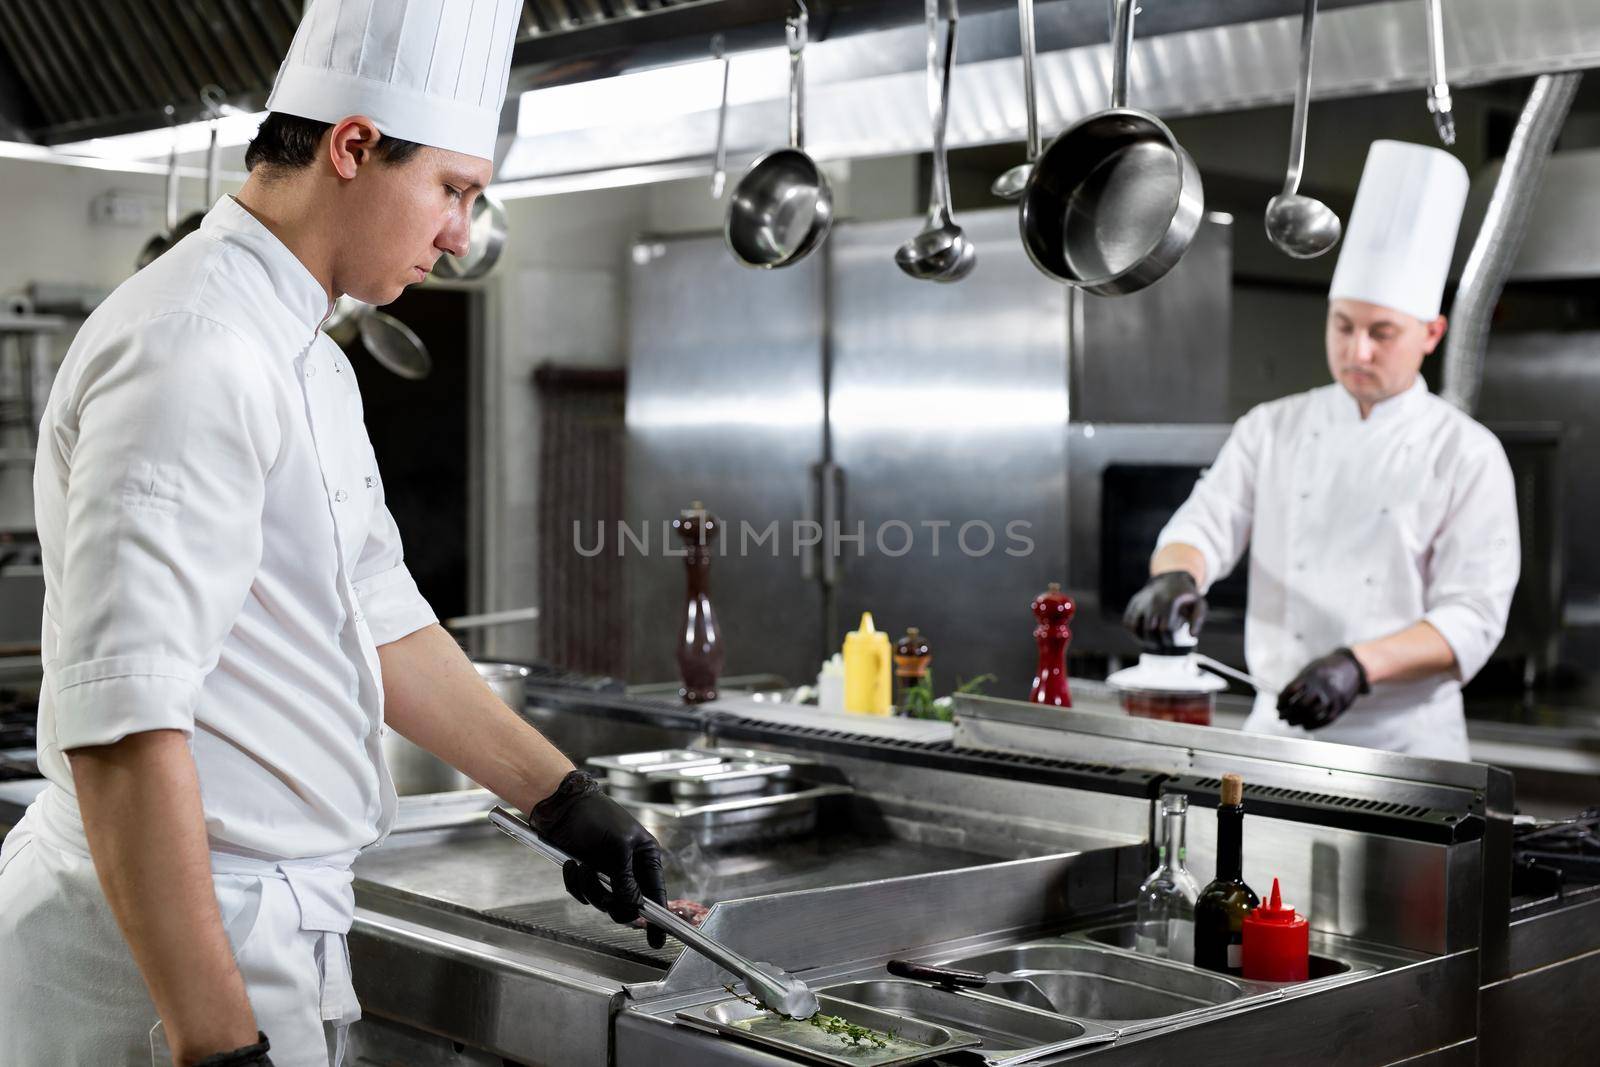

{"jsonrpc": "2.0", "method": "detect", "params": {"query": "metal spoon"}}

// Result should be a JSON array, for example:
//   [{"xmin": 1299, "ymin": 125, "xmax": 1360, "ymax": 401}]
[
  {"xmin": 991, "ymin": 0, "xmax": 1040, "ymax": 201},
  {"xmin": 897, "ymin": 0, "xmax": 975, "ymax": 282},
  {"xmin": 1265, "ymin": 0, "xmax": 1341, "ymax": 259}
]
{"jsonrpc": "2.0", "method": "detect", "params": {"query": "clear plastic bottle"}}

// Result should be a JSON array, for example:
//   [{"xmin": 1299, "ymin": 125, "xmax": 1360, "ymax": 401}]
[{"xmin": 1135, "ymin": 792, "xmax": 1200, "ymax": 962}]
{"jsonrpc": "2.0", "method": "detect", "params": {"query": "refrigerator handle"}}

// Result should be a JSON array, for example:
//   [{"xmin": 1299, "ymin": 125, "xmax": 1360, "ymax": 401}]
[
  {"xmin": 804, "ymin": 461, "xmax": 844, "ymax": 587},
  {"xmin": 820, "ymin": 461, "xmax": 843, "ymax": 588}
]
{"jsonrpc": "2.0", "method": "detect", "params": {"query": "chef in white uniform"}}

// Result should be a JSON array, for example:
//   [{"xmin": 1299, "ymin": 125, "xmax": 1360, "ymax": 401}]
[
  {"xmin": 0, "ymin": 4, "xmax": 668, "ymax": 1065},
  {"xmin": 1123, "ymin": 140, "xmax": 1520, "ymax": 762}
]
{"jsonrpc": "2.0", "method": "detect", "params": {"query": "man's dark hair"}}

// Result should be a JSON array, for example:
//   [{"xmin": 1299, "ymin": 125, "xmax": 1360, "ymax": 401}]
[{"xmin": 244, "ymin": 112, "xmax": 425, "ymax": 173}]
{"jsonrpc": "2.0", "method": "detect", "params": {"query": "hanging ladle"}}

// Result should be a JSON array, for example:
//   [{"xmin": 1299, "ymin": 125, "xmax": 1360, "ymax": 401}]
[
  {"xmin": 990, "ymin": 0, "xmax": 1040, "ymax": 201},
  {"xmin": 1264, "ymin": 0, "xmax": 1342, "ymax": 259},
  {"xmin": 896, "ymin": 0, "xmax": 974, "ymax": 282}
]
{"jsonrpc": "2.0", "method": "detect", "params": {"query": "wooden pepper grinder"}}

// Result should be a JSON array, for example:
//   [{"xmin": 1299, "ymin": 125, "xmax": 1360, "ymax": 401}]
[
  {"xmin": 1029, "ymin": 582, "xmax": 1074, "ymax": 707},
  {"xmin": 673, "ymin": 501, "xmax": 724, "ymax": 704}
]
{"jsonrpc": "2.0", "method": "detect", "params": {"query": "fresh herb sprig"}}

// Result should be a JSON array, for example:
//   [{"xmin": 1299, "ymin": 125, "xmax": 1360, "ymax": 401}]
[{"xmin": 723, "ymin": 985, "xmax": 892, "ymax": 1049}]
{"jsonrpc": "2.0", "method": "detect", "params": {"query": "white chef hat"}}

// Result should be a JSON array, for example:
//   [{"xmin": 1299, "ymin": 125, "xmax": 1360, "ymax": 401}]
[
  {"xmin": 266, "ymin": 0, "xmax": 522, "ymax": 163},
  {"xmin": 1329, "ymin": 139, "xmax": 1470, "ymax": 322}
]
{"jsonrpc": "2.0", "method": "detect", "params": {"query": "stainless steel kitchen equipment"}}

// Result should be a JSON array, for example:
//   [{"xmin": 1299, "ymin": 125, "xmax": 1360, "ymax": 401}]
[
  {"xmin": 674, "ymin": 994, "xmax": 983, "ymax": 1066},
  {"xmin": 324, "ymin": 296, "xmax": 434, "ymax": 381},
  {"xmin": 99, "ymin": 666, "xmax": 1576, "ymax": 1065},
  {"xmin": 626, "ymin": 210, "xmax": 1230, "ymax": 694},
  {"xmin": 895, "ymin": 0, "xmax": 974, "ymax": 284},
  {"xmin": 589, "ymin": 749, "xmax": 724, "ymax": 788},
  {"xmin": 1018, "ymin": 0, "xmax": 1204, "ymax": 294},
  {"xmin": 1264, "ymin": 0, "xmax": 1341, "ymax": 260},
  {"xmin": 430, "ymin": 191, "xmax": 508, "ymax": 281},
  {"xmin": 725, "ymin": 1, "xmax": 832, "ymax": 270},
  {"xmin": 1423, "ymin": 0, "xmax": 1455, "ymax": 145},
  {"xmin": 358, "ymin": 309, "xmax": 432, "ymax": 381},
  {"xmin": 989, "ymin": 0, "xmax": 1040, "ymax": 202},
  {"xmin": 489, "ymin": 805, "xmax": 823, "ymax": 1020}
]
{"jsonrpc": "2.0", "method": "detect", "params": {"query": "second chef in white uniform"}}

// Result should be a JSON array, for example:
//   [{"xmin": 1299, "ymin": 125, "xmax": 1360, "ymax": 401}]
[{"xmin": 1123, "ymin": 140, "xmax": 1520, "ymax": 762}]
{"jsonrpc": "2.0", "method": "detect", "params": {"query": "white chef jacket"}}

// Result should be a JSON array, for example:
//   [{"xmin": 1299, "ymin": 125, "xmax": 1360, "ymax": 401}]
[
  {"xmin": 1156, "ymin": 379, "xmax": 1519, "ymax": 761},
  {"xmin": 0, "ymin": 195, "xmax": 436, "ymax": 1065}
]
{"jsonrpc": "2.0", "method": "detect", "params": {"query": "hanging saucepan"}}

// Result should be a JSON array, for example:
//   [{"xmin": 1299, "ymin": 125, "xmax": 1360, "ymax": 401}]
[
  {"xmin": 725, "ymin": 0, "xmax": 833, "ymax": 269},
  {"xmin": 1019, "ymin": 0, "xmax": 1203, "ymax": 294},
  {"xmin": 431, "ymin": 191, "xmax": 508, "ymax": 281},
  {"xmin": 324, "ymin": 296, "xmax": 434, "ymax": 380},
  {"xmin": 136, "ymin": 127, "xmax": 182, "ymax": 271}
]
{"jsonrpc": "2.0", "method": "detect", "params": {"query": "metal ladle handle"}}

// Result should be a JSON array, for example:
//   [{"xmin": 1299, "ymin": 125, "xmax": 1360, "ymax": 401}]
[
  {"xmin": 924, "ymin": 0, "xmax": 957, "ymax": 224},
  {"xmin": 1017, "ymin": 0, "xmax": 1040, "ymax": 161},
  {"xmin": 487, "ymin": 806, "xmax": 798, "ymax": 1011},
  {"xmin": 1424, "ymin": 0, "xmax": 1455, "ymax": 145},
  {"xmin": 1109, "ymin": 0, "xmax": 1136, "ymax": 110},
  {"xmin": 786, "ymin": 1, "xmax": 808, "ymax": 151},
  {"xmin": 1282, "ymin": 0, "xmax": 1319, "ymax": 198},
  {"xmin": 712, "ymin": 35, "xmax": 731, "ymax": 199}
]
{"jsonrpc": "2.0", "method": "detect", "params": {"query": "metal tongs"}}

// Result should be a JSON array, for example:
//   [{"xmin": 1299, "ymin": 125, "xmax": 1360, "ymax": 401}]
[{"xmin": 488, "ymin": 806, "xmax": 821, "ymax": 1020}]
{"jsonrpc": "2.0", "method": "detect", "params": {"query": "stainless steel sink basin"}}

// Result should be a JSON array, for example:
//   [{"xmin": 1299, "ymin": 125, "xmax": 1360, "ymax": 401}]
[
  {"xmin": 1072, "ymin": 922, "xmax": 1354, "ymax": 981},
  {"xmin": 821, "ymin": 979, "xmax": 1088, "ymax": 1052},
  {"xmin": 943, "ymin": 943, "xmax": 1243, "ymax": 1021}
]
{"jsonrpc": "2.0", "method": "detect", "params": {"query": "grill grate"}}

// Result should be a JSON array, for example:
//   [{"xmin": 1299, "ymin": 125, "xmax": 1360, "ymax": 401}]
[
  {"xmin": 1190, "ymin": 776, "xmax": 1439, "ymax": 820},
  {"xmin": 484, "ymin": 896, "xmax": 682, "ymax": 969}
]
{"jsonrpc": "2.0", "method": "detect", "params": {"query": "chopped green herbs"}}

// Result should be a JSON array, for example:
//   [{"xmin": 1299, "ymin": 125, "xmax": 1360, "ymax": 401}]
[{"xmin": 724, "ymin": 985, "xmax": 893, "ymax": 1049}]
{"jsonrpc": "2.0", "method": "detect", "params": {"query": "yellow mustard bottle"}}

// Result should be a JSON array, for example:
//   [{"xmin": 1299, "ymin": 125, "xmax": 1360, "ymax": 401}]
[{"xmin": 843, "ymin": 612, "xmax": 892, "ymax": 716}]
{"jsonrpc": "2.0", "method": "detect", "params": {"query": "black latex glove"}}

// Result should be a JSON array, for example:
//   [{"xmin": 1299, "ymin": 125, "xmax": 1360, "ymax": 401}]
[
  {"xmin": 1123, "ymin": 570, "xmax": 1208, "ymax": 648},
  {"xmin": 532, "ymin": 770, "xmax": 668, "ymax": 949},
  {"xmin": 1277, "ymin": 648, "xmax": 1370, "ymax": 730},
  {"xmin": 193, "ymin": 1033, "xmax": 272, "ymax": 1067}
]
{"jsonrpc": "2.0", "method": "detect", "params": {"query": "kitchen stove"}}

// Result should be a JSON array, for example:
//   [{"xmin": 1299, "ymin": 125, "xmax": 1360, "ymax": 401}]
[{"xmin": 1512, "ymin": 807, "xmax": 1600, "ymax": 902}]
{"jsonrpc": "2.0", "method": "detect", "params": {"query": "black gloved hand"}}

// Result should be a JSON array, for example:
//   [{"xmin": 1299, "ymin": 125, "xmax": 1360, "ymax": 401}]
[
  {"xmin": 1277, "ymin": 648, "xmax": 1370, "ymax": 730},
  {"xmin": 1123, "ymin": 570, "xmax": 1208, "ymax": 648},
  {"xmin": 193, "ymin": 1033, "xmax": 272, "ymax": 1067},
  {"xmin": 532, "ymin": 770, "xmax": 668, "ymax": 948}
]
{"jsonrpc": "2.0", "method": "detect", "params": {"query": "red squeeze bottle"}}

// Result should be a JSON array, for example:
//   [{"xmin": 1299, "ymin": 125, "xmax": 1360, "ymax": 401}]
[{"xmin": 1241, "ymin": 878, "xmax": 1310, "ymax": 982}]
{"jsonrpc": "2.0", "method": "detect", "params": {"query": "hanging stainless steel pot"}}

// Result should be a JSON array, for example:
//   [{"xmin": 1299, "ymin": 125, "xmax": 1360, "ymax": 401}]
[{"xmin": 1018, "ymin": 0, "xmax": 1204, "ymax": 295}]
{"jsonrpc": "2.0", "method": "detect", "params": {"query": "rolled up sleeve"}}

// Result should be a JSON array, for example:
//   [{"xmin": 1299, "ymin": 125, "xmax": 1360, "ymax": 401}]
[
  {"xmin": 351, "ymin": 479, "xmax": 436, "ymax": 647},
  {"xmin": 48, "ymin": 313, "xmax": 280, "ymax": 750},
  {"xmin": 1156, "ymin": 406, "xmax": 1264, "ymax": 592},
  {"xmin": 1422, "ymin": 438, "xmax": 1521, "ymax": 683}
]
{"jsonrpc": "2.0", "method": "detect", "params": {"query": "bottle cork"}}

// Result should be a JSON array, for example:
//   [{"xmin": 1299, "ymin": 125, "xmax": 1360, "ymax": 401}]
[{"xmin": 1221, "ymin": 773, "xmax": 1244, "ymax": 807}]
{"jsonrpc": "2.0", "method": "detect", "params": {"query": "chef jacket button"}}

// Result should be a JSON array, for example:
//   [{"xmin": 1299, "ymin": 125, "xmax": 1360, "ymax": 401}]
[
  {"xmin": 1294, "ymin": 633, "xmax": 1304, "ymax": 641},
  {"xmin": 1299, "ymin": 491, "xmax": 1310, "ymax": 500},
  {"xmin": 334, "ymin": 489, "xmax": 348, "ymax": 502},
  {"xmin": 305, "ymin": 365, "xmax": 317, "ymax": 378},
  {"xmin": 364, "ymin": 476, "xmax": 376, "ymax": 489}
]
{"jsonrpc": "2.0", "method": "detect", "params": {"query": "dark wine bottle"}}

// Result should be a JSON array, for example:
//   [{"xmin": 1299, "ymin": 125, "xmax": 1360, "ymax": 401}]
[{"xmin": 1194, "ymin": 773, "xmax": 1259, "ymax": 975}]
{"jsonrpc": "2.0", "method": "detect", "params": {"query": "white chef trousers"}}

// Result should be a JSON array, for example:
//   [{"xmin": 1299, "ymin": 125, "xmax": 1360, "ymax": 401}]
[{"xmin": 0, "ymin": 789, "xmax": 356, "ymax": 1067}]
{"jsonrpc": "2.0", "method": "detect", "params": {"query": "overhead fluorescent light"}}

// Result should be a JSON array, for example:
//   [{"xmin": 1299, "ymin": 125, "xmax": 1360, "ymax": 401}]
[
  {"xmin": 516, "ymin": 48, "xmax": 789, "ymax": 139},
  {"xmin": 52, "ymin": 110, "xmax": 267, "ymax": 163}
]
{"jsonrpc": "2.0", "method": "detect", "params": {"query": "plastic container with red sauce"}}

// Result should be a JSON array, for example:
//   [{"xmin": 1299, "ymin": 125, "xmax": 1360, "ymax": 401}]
[{"xmin": 1241, "ymin": 878, "xmax": 1310, "ymax": 982}]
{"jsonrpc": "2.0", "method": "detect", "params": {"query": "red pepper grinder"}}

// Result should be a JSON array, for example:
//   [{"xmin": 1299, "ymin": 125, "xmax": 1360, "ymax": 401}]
[
  {"xmin": 1241, "ymin": 878, "xmax": 1310, "ymax": 982},
  {"xmin": 673, "ymin": 501, "xmax": 724, "ymax": 704},
  {"xmin": 1029, "ymin": 582, "xmax": 1074, "ymax": 707}
]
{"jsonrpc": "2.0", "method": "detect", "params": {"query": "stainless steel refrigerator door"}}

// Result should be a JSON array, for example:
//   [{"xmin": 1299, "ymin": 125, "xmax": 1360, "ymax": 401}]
[
  {"xmin": 625, "ymin": 235, "xmax": 827, "ymax": 691},
  {"xmin": 826, "ymin": 209, "xmax": 1071, "ymax": 697}
]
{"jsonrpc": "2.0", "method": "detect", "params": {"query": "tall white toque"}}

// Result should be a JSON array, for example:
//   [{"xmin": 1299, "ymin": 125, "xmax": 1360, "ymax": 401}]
[
  {"xmin": 266, "ymin": 0, "xmax": 523, "ymax": 163},
  {"xmin": 1328, "ymin": 139, "xmax": 1471, "ymax": 323}
]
